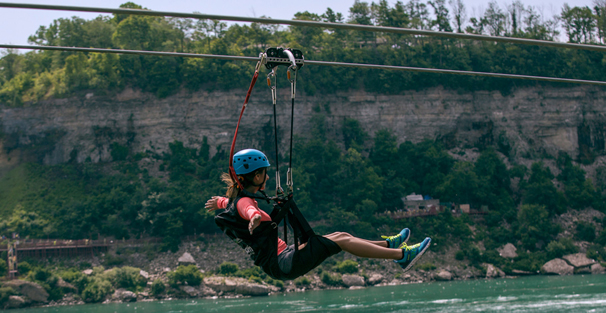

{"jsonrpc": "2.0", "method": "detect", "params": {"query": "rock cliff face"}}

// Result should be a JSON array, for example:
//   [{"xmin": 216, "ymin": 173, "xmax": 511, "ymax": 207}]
[{"xmin": 0, "ymin": 86, "xmax": 605, "ymax": 169}]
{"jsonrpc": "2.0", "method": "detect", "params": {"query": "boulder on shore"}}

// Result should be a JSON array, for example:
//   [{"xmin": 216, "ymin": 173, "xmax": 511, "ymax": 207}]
[
  {"xmin": 591, "ymin": 263, "xmax": 605, "ymax": 274},
  {"xmin": 112, "ymin": 289, "xmax": 137, "ymax": 302},
  {"xmin": 56, "ymin": 277, "xmax": 78, "ymax": 293},
  {"xmin": 342, "ymin": 274, "xmax": 365, "ymax": 287},
  {"xmin": 204, "ymin": 276, "xmax": 237, "ymax": 292},
  {"xmin": 179, "ymin": 286, "xmax": 199, "ymax": 297},
  {"xmin": 178, "ymin": 252, "xmax": 196, "ymax": 266},
  {"xmin": 512, "ymin": 269, "xmax": 534, "ymax": 275},
  {"xmin": 542, "ymin": 259, "xmax": 574, "ymax": 275},
  {"xmin": 235, "ymin": 282, "xmax": 270, "ymax": 296},
  {"xmin": 434, "ymin": 270, "xmax": 453, "ymax": 281},
  {"xmin": 367, "ymin": 273, "xmax": 384, "ymax": 285},
  {"xmin": 562, "ymin": 253, "xmax": 596, "ymax": 268},
  {"xmin": 498, "ymin": 243, "xmax": 518, "ymax": 259},
  {"xmin": 139, "ymin": 270, "xmax": 150, "ymax": 280},
  {"xmin": 484, "ymin": 264, "xmax": 505, "ymax": 278},
  {"xmin": 7, "ymin": 295, "xmax": 26, "ymax": 309},
  {"xmin": 3, "ymin": 280, "xmax": 49, "ymax": 303},
  {"xmin": 200, "ymin": 285, "xmax": 217, "ymax": 297}
]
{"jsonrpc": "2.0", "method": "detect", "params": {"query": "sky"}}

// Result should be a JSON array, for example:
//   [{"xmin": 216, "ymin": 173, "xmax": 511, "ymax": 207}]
[{"xmin": 0, "ymin": 0, "xmax": 599, "ymax": 47}]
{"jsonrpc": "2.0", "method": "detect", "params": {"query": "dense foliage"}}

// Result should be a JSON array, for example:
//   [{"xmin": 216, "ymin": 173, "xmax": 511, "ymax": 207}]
[
  {"xmin": 1, "ymin": 0, "xmax": 606, "ymax": 106},
  {"xmin": 0, "ymin": 112, "xmax": 604, "ymax": 263}
]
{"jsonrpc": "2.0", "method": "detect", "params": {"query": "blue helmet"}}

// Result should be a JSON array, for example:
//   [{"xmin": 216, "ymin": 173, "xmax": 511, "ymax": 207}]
[{"xmin": 232, "ymin": 149, "xmax": 270, "ymax": 175}]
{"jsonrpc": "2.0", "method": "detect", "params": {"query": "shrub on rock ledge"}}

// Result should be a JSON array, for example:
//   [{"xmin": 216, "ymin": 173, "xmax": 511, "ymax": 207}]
[
  {"xmin": 168, "ymin": 265, "xmax": 202, "ymax": 286},
  {"xmin": 82, "ymin": 278, "xmax": 113, "ymax": 303},
  {"xmin": 150, "ymin": 279, "xmax": 166, "ymax": 297},
  {"xmin": 334, "ymin": 260, "xmax": 359, "ymax": 274},
  {"xmin": 294, "ymin": 276, "xmax": 311, "ymax": 287},
  {"xmin": 217, "ymin": 262, "xmax": 239, "ymax": 276}
]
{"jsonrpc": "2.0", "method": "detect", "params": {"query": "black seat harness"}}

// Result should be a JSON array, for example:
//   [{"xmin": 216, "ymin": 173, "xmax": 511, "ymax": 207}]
[{"xmin": 215, "ymin": 48, "xmax": 314, "ymax": 278}]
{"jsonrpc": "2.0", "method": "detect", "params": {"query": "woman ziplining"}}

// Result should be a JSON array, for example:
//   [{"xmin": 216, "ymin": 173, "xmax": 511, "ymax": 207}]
[
  {"xmin": 205, "ymin": 149, "xmax": 432, "ymax": 280},
  {"xmin": 204, "ymin": 48, "xmax": 431, "ymax": 280}
]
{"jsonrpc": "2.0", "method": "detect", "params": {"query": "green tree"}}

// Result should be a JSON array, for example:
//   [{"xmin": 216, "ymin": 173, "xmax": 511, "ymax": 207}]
[
  {"xmin": 522, "ymin": 162, "xmax": 566, "ymax": 215},
  {"xmin": 484, "ymin": 1, "xmax": 507, "ymax": 36},
  {"xmin": 429, "ymin": 0, "xmax": 453, "ymax": 32},
  {"xmin": 342, "ymin": 118, "xmax": 368, "ymax": 151},
  {"xmin": 557, "ymin": 153, "xmax": 596, "ymax": 210},
  {"xmin": 449, "ymin": 0, "xmax": 466, "ymax": 33},
  {"xmin": 516, "ymin": 204, "xmax": 559, "ymax": 250},
  {"xmin": 435, "ymin": 162, "xmax": 479, "ymax": 204},
  {"xmin": 561, "ymin": 4, "xmax": 597, "ymax": 43}
]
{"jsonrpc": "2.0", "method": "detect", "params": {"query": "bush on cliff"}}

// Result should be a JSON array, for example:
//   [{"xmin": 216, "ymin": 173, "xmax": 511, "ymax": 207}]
[
  {"xmin": 294, "ymin": 276, "xmax": 311, "ymax": 287},
  {"xmin": 0, "ymin": 287, "xmax": 15, "ymax": 308},
  {"xmin": 334, "ymin": 260, "xmax": 359, "ymax": 274},
  {"xmin": 576, "ymin": 222, "xmax": 596, "ymax": 242},
  {"xmin": 321, "ymin": 272, "xmax": 342, "ymax": 286},
  {"xmin": 168, "ymin": 265, "xmax": 202, "ymax": 286},
  {"xmin": 150, "ymin": 279, "xmax": 166, "ymax": 297},
  {"xmin": 217, "ymin": 262, "xmax": 239, "ymax": 275},
  {"xmin": 546, "ymin": 237, "xmax": 578, "ymax": 259},
  {"xmin": 82, "ymin": 277, "xmax": 113, "ymax": 303},
  {"xmin": 58, "ymin": 269, "xmax": 90, "ymax": 293},
  {"xmin": 104, "ymin": 266, "xmax": 146, "ymax": 291},
  {"xmin": 587, "ymin": 244, "xmax": 606, "ymax": 262},
  {"xmin": 26, "ymin": 267, "xmax": 64, "ymax": 301}
]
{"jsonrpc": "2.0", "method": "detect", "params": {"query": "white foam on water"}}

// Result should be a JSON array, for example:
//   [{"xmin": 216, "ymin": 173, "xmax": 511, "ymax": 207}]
[
  {"xmin": 497, "ymin": 296, "xmax": 517, "ymax": 301},
  {"xmin": 371, "ymin": 300, "xmax": 409, "ymax": 307},
  {"xmin": 431, "ymin": 298, "xmax": 463, "ymax": 304},
  {"xmin": 554, "ymin": 294, "xmax": 581, "ymax": 298},
  {"xmin": 503, "ymin": 298, "xmax": 606, "ymax": 310}
]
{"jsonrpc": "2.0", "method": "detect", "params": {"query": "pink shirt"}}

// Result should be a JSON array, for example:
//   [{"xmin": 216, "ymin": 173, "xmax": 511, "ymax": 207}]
[{"xmin": 217, "ymin": 197, "xmax": 287, "ymax": 255}]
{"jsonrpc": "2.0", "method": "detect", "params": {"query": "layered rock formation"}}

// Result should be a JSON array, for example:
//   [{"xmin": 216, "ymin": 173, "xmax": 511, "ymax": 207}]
[{"xmin": 1, "ymin": 86, "xmax": 605, "ymax": 169}]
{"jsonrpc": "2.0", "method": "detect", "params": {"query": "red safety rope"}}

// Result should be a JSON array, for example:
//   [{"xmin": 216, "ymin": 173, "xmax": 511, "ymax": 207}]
[{"xmin": 229, "ymin": 55, "xmax": 266, "ymax": 190}]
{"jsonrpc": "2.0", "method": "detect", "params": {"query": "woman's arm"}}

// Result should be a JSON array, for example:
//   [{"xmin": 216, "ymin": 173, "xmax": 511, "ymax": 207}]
[{"xmin": 205, "ymin": 196, "xmax": 228, "ymax": 212}]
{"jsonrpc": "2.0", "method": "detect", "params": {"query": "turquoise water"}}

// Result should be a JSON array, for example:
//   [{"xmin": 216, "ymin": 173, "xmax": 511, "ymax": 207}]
[{"xmin": 13, "ymin": 274, "xmax": 606, "ymax": 313}]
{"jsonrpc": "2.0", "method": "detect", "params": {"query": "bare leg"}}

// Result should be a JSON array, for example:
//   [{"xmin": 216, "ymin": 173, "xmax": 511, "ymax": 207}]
[
  {"xmin": 359, "ymin": 238, "xmax": 389, "ymax": 247},
  {"xmin": 324, "ymin": 232, "xmax": 401, "ymax": 259}
]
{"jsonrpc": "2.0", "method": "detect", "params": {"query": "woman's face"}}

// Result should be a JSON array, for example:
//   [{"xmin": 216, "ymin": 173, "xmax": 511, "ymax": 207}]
[{"xmin": 254, "ymin": 168, "xmax": 269, "ymax": 190}]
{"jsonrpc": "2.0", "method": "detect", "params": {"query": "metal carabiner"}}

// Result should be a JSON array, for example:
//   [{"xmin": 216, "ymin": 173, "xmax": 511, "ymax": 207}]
[
  {"xmin": 267, "ymin": 69, "xmax": 277, "ymax": 106},
  {"xmin": 283, "ymin": 49, "xmax": 298, "ymax": 100},
  {"xmin": 286, "ymin": 168, "xmax": 293, "ymax": 193},
  {"xmin": 256, "ymin": 52, "xmax": 267, "ymax": 73}
]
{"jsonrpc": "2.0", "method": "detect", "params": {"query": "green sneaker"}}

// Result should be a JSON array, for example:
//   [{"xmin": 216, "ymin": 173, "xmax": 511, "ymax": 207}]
[
  {"xmin": 395, "ymin": 237, "xmax": 431, "ymax": 272},
  {"xmin": 381, "ymin": 228, "xmax": 411, "ymax": 249}
]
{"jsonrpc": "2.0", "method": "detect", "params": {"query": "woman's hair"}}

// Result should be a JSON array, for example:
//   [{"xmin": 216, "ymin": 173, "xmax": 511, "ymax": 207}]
[{"xmin": 221, "ymin": 167, "xmax": 267, "ymax": 200}]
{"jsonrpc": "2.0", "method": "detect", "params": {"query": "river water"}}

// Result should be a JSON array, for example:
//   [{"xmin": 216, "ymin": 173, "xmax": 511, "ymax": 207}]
[{"xmin": 12, "ymin": 274, "xmax": 606, "ymax": 313}]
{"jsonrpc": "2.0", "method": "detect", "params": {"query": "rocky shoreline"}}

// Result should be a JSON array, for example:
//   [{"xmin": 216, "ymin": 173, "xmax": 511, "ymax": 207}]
[{"xmin": 2, "ymin": 235, "xmax": 605, "ymax": 310}]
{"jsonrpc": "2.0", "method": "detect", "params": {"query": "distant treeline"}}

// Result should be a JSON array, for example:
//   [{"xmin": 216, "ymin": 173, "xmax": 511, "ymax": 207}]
[{"xmin": 1, "ymin": 0, "xmax": 606, "ymax": 105}]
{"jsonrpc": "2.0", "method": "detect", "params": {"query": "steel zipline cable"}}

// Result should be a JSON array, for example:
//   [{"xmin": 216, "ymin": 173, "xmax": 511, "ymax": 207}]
[
  {"xmin": 1, "ymin": 2, "xmax": 606, "ymax": 53},
  {"xmin": 1, "ymin": 44, "xmax": 606, "ymax": 86}
]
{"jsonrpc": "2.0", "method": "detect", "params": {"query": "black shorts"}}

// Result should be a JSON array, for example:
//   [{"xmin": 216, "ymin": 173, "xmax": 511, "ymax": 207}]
[{"xmin": 277, "ymin": 235, "xmax": 342, "ymax": 280}]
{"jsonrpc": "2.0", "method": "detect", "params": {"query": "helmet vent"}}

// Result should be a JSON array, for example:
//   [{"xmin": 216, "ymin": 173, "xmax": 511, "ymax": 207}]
[{"xmin": 243, "ymin": 164, "xmax": 249, "ymax": 169}]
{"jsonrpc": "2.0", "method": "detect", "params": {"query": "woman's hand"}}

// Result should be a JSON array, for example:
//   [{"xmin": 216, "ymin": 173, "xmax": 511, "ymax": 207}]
[
  {"xmin": 249, "ymin": 214, "xmax": 262, "ymax": 234},
  {"xmin": 205, "ymin": 196, "xmax": 221, "ymax": 212}
]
